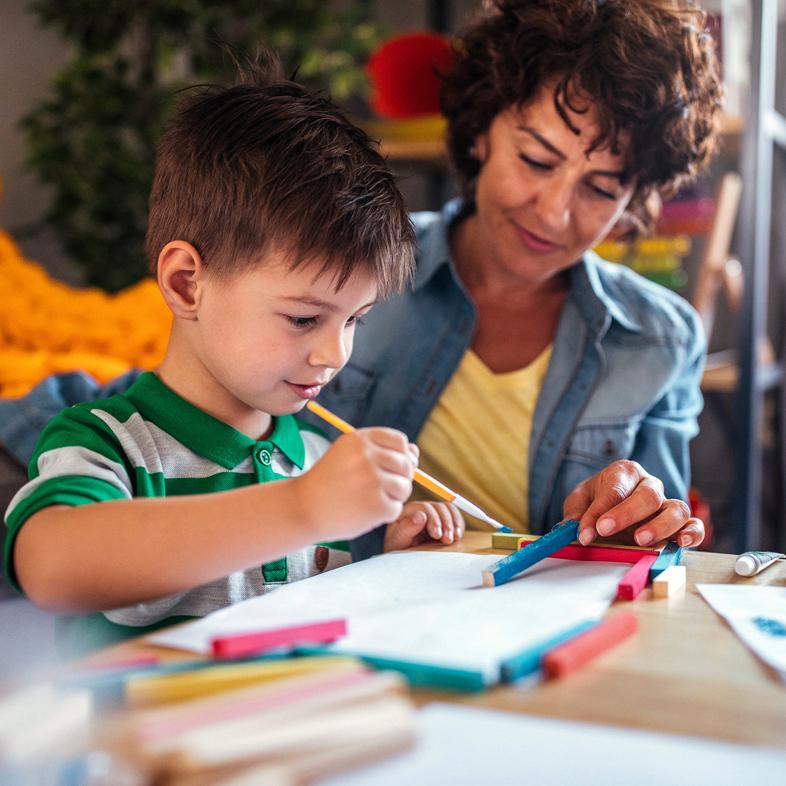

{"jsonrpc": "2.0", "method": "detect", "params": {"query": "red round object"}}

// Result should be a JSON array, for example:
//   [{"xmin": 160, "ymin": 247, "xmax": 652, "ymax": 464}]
[{"xmin": 366, "ymin": 32, "xmax": 454, "ymax": 118}]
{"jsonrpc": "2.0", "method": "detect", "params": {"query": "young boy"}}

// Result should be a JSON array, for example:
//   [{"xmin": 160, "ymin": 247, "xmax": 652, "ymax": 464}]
[{"xmin": 3, "ymin": 52, "xmax": 463, "ymax": 655}]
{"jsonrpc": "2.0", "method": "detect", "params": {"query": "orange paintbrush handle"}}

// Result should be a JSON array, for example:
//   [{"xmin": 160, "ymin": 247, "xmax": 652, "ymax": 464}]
[{"xmin": 305, "ymin": 400, "xmax": 455, "ymax": 504}]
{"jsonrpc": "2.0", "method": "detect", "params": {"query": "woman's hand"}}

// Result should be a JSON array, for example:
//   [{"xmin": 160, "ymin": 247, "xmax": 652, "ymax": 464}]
[{"xmin": 563, "ymin": 460, "xmax": 704, "ymax": 549}]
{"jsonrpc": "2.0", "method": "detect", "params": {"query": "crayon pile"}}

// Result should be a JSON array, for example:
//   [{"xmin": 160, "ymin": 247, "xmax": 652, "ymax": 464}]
[{"xmin": 0, "ymin": 655, "xmax": 415, "ymax": 785}]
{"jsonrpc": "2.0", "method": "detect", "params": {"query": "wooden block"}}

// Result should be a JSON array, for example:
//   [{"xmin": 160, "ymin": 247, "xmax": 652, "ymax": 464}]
[
  {"xmin": 652, "ymin": 565, "xmax": 687, "ymax": 598},
  {"xmin": 616, "ymin": 554, "xmax": 659, "ymax": 601},
  {"xmin": 491, "ymin": 531, "xmax": 525, "ymax": 550}
]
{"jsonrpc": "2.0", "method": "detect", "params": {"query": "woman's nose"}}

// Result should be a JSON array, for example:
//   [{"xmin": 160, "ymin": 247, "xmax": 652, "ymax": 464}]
[{"xmin": 533, "ymin": 179, "xmax": 572, "ymax": 233}]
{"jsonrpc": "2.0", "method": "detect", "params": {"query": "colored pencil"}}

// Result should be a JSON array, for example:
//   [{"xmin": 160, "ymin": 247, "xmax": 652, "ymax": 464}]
[
  {"xmin": 211, "ymin": 619, "xmax": 347, "ymax": 659},
  {"xmin": 482, "ymin": 520, "xmax": 580, "ymax": 588},
  {"xmin": 306, "ymin": 400, "xmax": 512, "ymax": 532},
  {"xmin": 542, "ymin": 612, "xmax": 639, "ymax": 679},
  {"xmin": 616, "ymin": 554, "xmax": 659, "ymax": 601}
]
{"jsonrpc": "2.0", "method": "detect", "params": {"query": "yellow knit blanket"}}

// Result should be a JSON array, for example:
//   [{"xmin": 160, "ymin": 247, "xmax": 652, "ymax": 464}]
[{"xmin": 0, "ymin": 231, "xmax": 170, "ymax": 398}]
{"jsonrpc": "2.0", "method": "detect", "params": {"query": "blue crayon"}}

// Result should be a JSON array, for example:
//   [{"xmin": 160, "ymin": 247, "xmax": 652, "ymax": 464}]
[
  {"xmin": 482, "ymin": 520, "xmax": 581, "ymax": 588},
  {"xmin": 499, "ymin": 618, "xmax": 597, "ymax": 683},
  {"xmin": 649, "ymin": 541, "xmax": 683, "ymax": 582}
]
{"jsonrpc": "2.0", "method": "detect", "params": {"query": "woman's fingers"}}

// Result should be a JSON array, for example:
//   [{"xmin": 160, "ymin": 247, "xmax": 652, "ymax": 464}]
[
  {"xmin": 563, "ymin": 461, "xmax": 663, "ymax": 545},
  {"xmin": 592, "ymin": 475, "xmax": 666, "ymax": 541},
  {"xmin": 562, "ymin": 460, "xmax": 705, "ymax": 548},
  {"xmin": 628, "ymin": 498, "xmax": 693, "ymax": 546},
  {"xmin": 675, "ymin": 517, "xmax": 705, "ymax": 548}
]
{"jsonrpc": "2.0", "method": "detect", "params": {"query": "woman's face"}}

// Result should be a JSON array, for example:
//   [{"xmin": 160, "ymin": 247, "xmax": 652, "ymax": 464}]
[{"xmin": 469, "ymin": 85, "xmax": 635, "ymax": 286}]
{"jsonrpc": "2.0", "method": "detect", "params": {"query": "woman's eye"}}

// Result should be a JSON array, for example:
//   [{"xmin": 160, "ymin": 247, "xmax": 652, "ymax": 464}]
[
  {"xmin": 286, "ymin": 315, "xmax": 317, "ymax": 329},
  {"xmin": 590, "ymin": 184, "xmax": 618, "ymax": 201},
  {"xmin": 519, "ymin": 154, "xmax": 551, "ymax": 171}
]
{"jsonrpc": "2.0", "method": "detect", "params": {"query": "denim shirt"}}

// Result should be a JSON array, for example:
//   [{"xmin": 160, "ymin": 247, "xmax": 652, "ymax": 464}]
[
  {"xmin": 0, "ymin": 201, "xmax": 705, "ymax": 563},
  {"xmin": 314, "ymin": 201, "xmax": 706, "ymax": 557}
]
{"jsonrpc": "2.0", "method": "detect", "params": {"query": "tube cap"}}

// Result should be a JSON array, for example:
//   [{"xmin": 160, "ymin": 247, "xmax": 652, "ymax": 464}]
[{"xmin": 734, "ymin": 554, "xmax": 757, "ymax": 576}]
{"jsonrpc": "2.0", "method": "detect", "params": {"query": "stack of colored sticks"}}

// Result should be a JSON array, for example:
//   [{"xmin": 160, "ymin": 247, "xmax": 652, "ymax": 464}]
[
  {"xmin": 119, "ymin": 657, "xmax": 414, "ymax": 784},
  {"xmin": 63, "ymin": 654, "xmax": 413, "ymax": 784}
]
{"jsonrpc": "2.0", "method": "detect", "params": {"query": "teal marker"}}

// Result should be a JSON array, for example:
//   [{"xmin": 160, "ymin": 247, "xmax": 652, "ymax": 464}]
[
  {"xmin": 482, "ymin": 520, "xmax": 581, "ymax": 588},
  {"xmin": 296, "ymin": 645, "xmax": 487, "ymax": 692},
  {"xmin": 649, "ymin": 540, "xmax": 683, "ymax": 582},
  {"xmin": 500, "ymin": 618, "xmax": 597, "ymax": 683}
]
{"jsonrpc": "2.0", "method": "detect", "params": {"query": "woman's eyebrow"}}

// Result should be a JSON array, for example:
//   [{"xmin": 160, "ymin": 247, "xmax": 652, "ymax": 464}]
[
  {"xmin": 519, "ymin": 125, "xmax": 626, "ymax": 180},
  {"xmin": 592, "ymin": 169, "xmax": 626, "ymax": 181},
  {"xmin": 519, "ymin": 126, "xmax": 565, "ymax": 159}
]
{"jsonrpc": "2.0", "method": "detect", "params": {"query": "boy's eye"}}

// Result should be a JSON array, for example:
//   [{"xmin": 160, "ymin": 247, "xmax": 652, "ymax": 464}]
[
  {"xmin": 346, "ymin": 315, "xmax": 365, "ymax": 327},
  {"xmin": 519, "ymin": 154, "xmax": 552, "ymax": 171},
  {"xmin": 286, "ymin": 315, "xmax": 318, "ymax": 329}
]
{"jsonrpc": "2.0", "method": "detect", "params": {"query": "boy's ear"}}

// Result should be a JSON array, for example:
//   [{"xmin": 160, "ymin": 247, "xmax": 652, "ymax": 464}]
[{"xmin": 157, "ymin": 241, "xmax": 205, "ymax": 320}]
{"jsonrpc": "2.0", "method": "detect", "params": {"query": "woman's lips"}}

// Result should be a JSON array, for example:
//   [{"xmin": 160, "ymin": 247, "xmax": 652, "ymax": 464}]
[{"xmin": 515, "ymin": 224, "xmax": 563, "ymax": 253}]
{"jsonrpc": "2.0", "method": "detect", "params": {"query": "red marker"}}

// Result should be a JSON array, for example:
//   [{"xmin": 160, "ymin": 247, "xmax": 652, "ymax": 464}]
[
  {"xmin": 539, "ymin": 544, "xmax": 659, "ymax": 565},
  {"xmin": 616, "ymin": 554, "xmax": 659, "ymax": 601},
  {"xmin": 542, "ymin": 612, "xmax": 638, "ymax": 679},
  {"xmin": 211, "ymin": 619, "xmax": 347, "ymax": 659}
]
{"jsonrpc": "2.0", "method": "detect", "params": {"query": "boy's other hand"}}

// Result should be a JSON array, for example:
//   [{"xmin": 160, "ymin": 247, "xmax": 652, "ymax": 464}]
[
  {"xmin": 296, "ymin": 428, "xmax": 416, "ymax": 540},
  {"xmin": 383, "ymin": 501, "xmax": 465, "ymax": 551}
]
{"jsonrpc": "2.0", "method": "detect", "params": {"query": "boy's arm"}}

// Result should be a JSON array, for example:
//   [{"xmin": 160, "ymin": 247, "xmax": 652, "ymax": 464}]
[
  {"xmin": 10, "ymin": 420, "xmax": 415, "ymax": 614},
  {"xmin": 15, "ymin": 480, "xmax": 309, "ymax": 612}
]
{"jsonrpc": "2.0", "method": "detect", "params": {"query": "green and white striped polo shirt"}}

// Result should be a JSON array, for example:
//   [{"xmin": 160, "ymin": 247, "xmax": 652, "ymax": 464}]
[{"xmin": 4, "ymin": 372, "xmax": 349, "ymax": 653}]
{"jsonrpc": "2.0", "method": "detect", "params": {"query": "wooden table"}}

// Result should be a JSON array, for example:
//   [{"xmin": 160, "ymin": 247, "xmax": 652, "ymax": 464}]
[{"xmin": 98, "ymin": 533, "xmax": 786, "ymax": 749}]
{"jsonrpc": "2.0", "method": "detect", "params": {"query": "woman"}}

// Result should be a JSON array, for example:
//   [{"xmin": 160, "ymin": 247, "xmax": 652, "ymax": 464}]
[
  {"xmin": 320, "ymin": 0, "xmax": 721, "ymax": 556},
  {"xmin": 0, "ymin": 0, "xmax": 718, "ymax": 559}
]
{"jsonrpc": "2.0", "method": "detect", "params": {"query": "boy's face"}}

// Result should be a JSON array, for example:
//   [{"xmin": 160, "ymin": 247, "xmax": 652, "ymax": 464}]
[{"xmin": 191, "ymin": 255, "xmax": 377, "ymax": 424}]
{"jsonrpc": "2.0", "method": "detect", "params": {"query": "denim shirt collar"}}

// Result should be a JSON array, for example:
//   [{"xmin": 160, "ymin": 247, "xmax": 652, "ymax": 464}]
[
  {"xmin": 414, "ymin": 198, "xmax": 644, "ymax": 336},
  {"xmin": 571, "ymin": 251, "xmax": 644, "ymax": 335},
  {"xmin": 412, "ymin": 199, "xmax": 465, "ymax": 292}
]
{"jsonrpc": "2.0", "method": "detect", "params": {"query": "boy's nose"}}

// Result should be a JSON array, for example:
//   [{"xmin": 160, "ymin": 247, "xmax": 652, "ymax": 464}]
[{"xmin": 309, "ymin": 331, "xmax": 349, "ymax": 370}]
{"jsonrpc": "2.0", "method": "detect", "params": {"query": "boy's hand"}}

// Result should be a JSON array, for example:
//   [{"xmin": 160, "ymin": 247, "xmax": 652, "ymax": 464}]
[
  {"xmin": 383, "ymin": 501, "xmax": 465, "ymax": 551},
  {"xmin": 296, "ymin": 428, "xmax": 417, "ymax": 540}
]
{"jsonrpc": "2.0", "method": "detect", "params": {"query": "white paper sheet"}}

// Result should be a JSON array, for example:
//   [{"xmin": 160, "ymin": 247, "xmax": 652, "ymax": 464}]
[
  {"xmin": 151, "ymin": 552, "xmax": 628, "ymax": 682},
  {"xmin": 697, "ymin": 584, "xmax": 786, "ymax": 681},
  {"xmin": 319, "ymin": 703, "xmax": 786, "ymax": 786}
]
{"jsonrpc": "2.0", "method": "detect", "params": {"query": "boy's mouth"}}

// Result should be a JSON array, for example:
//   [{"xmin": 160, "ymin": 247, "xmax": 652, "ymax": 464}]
[{"xmin": 285, "ymin": 381, "xmax": 326, "ymax": 400}]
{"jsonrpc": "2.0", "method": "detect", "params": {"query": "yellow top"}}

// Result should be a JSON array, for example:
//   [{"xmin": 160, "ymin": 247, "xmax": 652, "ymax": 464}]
[{"xmin": 416, "ymin": 345, "xmax": 553, "ymax": 533}]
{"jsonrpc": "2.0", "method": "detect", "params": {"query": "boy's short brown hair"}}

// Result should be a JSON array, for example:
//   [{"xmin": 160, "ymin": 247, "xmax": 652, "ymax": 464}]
[
  {"xmin": 441, "ymin": 0, "xmax": 723, "ymax": 235},
  {"xmin": 146, "ymin": 51, "xmax": 414, "ymax": 297}
]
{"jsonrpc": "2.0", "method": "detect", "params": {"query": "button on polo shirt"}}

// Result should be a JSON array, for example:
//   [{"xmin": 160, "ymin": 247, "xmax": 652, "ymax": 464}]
[{"xmin": 4, "ymin": 371, "xmax": 338, "ymax": 657}]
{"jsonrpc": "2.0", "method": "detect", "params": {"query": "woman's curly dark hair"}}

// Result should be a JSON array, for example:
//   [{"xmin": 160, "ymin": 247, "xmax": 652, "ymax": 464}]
[{"xmin": 440, "ymin": 0, "xmax": 724, "ymax": 236}]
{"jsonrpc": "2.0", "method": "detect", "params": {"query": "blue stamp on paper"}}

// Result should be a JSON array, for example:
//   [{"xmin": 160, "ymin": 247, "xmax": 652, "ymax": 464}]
[{"xmin": 752, "ymin": 616, "xmax": 786, "ymax": 637}]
